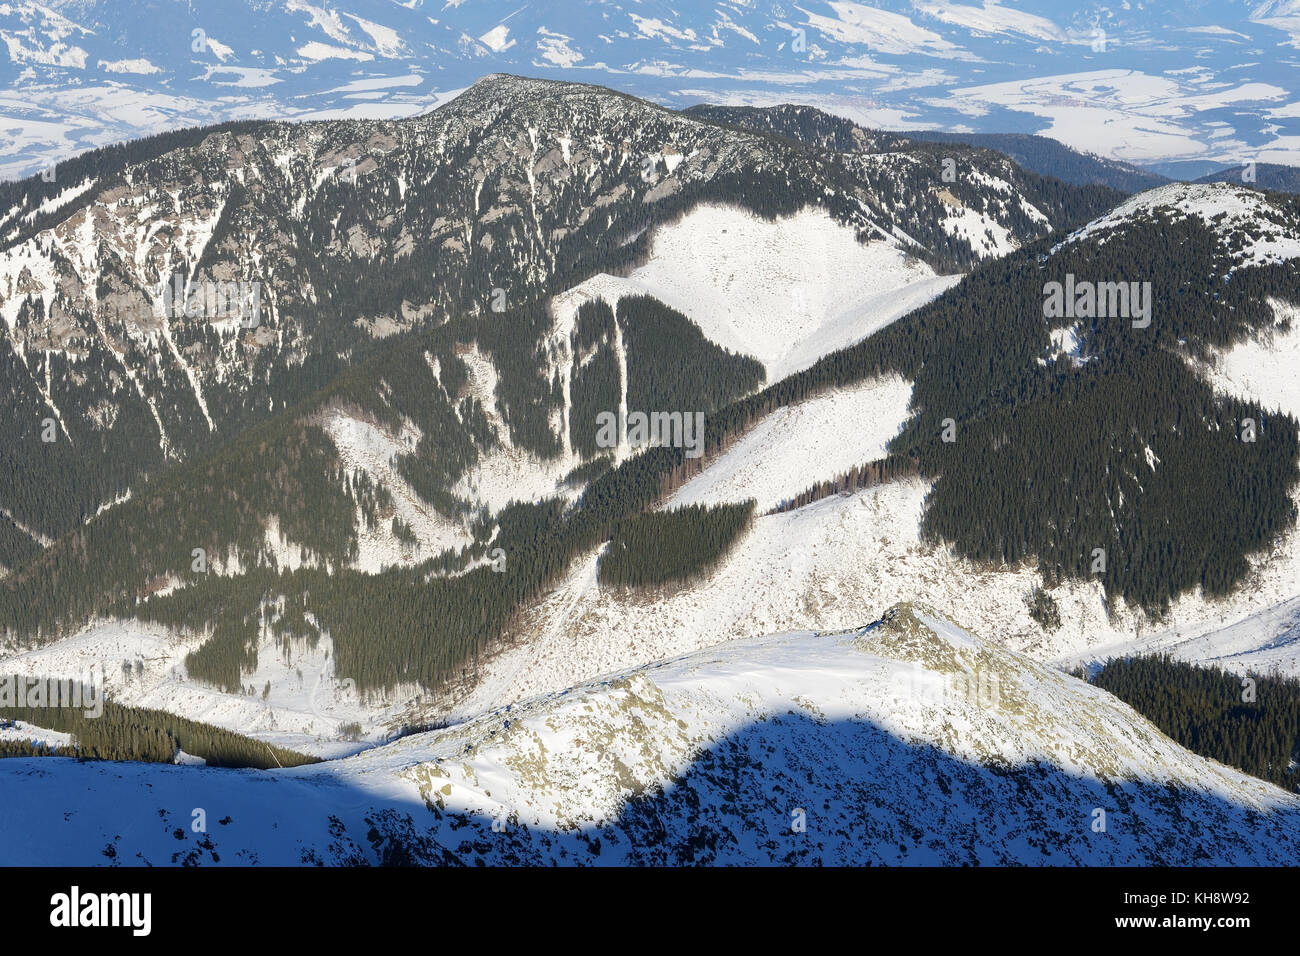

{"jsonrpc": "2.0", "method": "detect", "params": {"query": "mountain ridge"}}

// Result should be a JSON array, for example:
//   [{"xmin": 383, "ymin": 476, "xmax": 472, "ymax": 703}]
[{"xmin": 4, "ymin": 605, "xmax": 1297, "ymax": 865}]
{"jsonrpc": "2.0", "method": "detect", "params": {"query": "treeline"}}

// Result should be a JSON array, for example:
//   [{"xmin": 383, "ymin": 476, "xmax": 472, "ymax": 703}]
[
  {"xmin": 598, "ymin": 501, "xmax": 755, "ymax": 588},
  {"xmin": 770, "ymin": 456, "xmax": 920, "ymax": 514},
  {"xmin": 630, "ymin": 209, "xmax": 1300, "ymax": 616},
  {"xmin": 0, "ymin": 685, "xmax": 318, "ymax": 768},
  {"xmin": 0, "ymin": 416, "xmax": 370, "ymax": 642},
  {"xmin": 566, "ymin": 294, "xmax": 765, "ymax": 459},
  {"xmin": 9, "ymin": 202, "xmax": 1298, "ymax": 695},
  {"xmin": 0, "ymin": 738, "xmax": 76, "ymax": 759},
  {"xmin": 568, "ymin": 299, "xmax": 622, "ymax": 459},
  {"xmin": 913, "ymin": 348, "xmax": 1299, "ymax": 611},
  {"xmin": 1091, "ymin": 655, "xmax": 1300, "ymax": 791},
  {"xmin": 125, "ymin": 443, "xmax": 703, "ymax": 694}
]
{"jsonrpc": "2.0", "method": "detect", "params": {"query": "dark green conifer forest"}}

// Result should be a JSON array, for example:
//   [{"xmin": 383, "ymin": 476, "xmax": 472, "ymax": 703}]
[
  {"xmin": 0, "ymin": 684, "xmax": 317, "ymax": 768},
  {"xmin": 598, "ymin": 501, "xmax": 755, "ymax": 588},
  {"xmin": 1091, "ymin": 655, "xmax": 1300, "ymax": 792}
]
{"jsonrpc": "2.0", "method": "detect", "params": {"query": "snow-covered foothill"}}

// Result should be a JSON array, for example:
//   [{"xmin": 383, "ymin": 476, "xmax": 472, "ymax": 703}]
[{"xmin": 3, "ymin": 605, "xmax": 1297, "ymax": 866}]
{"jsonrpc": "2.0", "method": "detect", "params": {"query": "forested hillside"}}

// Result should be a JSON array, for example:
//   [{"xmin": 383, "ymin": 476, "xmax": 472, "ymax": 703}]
[
  {"xmin": 3, "ymin": 80, "xmax": 1297, "ymax": 713},
  {"xmin": 1091, "ymin": 655, "xmax": 1300, "ymax": 792},
  {"xmin": 0, "ymin": 686, "xmax": 317, "ymax": 768},
  {"xmin": 1, "ymin": 75, "xmax": 1112, "ymax": 577},
  {"xmin": 598, "ymin": 501, "xmax": 755, "ymax": 588},
  {"xmin": 687, "ymin": 103, "xmax": 1126, "ymax": 262},
  {"xmin": 1196, "ymin": 163, "xmax": 1300, "ymax": 194}
]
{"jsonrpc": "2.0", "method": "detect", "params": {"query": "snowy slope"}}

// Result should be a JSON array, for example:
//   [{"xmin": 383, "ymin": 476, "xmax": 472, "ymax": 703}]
[
  {"xmin": 665, "ymin": 375, "xmax": 913, "ymax": 511},
  {"xmin": 1062, "ymin": 595, "xmax": 1300, "ymax": 679},
  {"xmin": 0, "ymin": 719, "xmax": 71, "ymax": 750},
  {"xmin": 0, "ymin": 618, "xmax": 409, "ymax": 757},
  {"xmin": 445, "ymin": 202, "xmax": 952, "ymax": 510},
  {"xmin": 447, "ymin": 335, "xmax": 1300, "ymax": 720},
  {"xmin": 3, "ymin": 605, "xmax": 1296, "ymax": 866},
  {"xmin": 319, "ymin": 407, "xmax": 476, "ymax": 571},
  {"xmin": 546, "ymin": 205, "xmax": 957, "ymax": 382},
  {"xmin": 1053, "ymin": 296, "xmax": 1300, "ymax": 677},
  {"xmin": 1203, "ymin": 299, "xmax": 1300, "ymax": 419},
  {"xmin": 615, "ymin": 203, "xmax": 955, "ymax": 379},
  {"xmin": 17, "ymin": 276, "xmax": 1299, "ymax": 749},
  {"xmin": 1055, "ymin": 181, "xmax": 1300, "ymax": 267}
]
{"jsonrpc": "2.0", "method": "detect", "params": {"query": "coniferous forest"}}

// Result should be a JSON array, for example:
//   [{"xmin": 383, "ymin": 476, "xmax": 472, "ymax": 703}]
[
  {"xmin": 0, "ymin": 683, "xmax": 318, "ymax": 768},
  {"xmin": 1090, "ymin": 655, "xmax": 1300, "ymax": 792},
  {"xmin": 598, "ymin": 501, "xmax": 756, "ymax": 588}
]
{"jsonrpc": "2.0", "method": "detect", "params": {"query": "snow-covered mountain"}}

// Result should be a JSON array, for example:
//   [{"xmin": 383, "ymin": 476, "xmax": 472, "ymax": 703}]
[
  {"xmin": 3, "ymin": 70, "xmax": 1300, "ymax": 876},
  {"xmin": 4, "ymin": 135, "xmax": 1298, "ymax": 762},
  {"xmin": 5, "ymin": 605, "xmax": 1298, "ymax": 865},
  {"xmin": 0, "ymin": 73, "xmax": 1102, "ymax": 567},
  {"xmin": 3, "ymin": 0, "xmax": 1299, "ymax": 180}
]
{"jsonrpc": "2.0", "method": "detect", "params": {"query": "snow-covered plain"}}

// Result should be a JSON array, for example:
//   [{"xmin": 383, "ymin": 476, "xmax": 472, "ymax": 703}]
[{"xmin": 5, "ymin": 0, "xmax": 1300, "ymax": 181}]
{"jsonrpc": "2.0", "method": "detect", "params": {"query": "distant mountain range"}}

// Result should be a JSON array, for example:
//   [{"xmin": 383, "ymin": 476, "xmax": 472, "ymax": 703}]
[
  {"xmin": 874, "ymin": 132, "xmax": 1300, "ymax": 195},
  {"xmin": 1196, "ymin": 161, "xmax": 1300, "ymax": 193},
  {"xmin": 896, "ymin": 131, "xmax": 1173, "ymax": 193},
  {"xmin": 4, "ymin": 0, "xmax": 1300, "ymax": 179}
]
